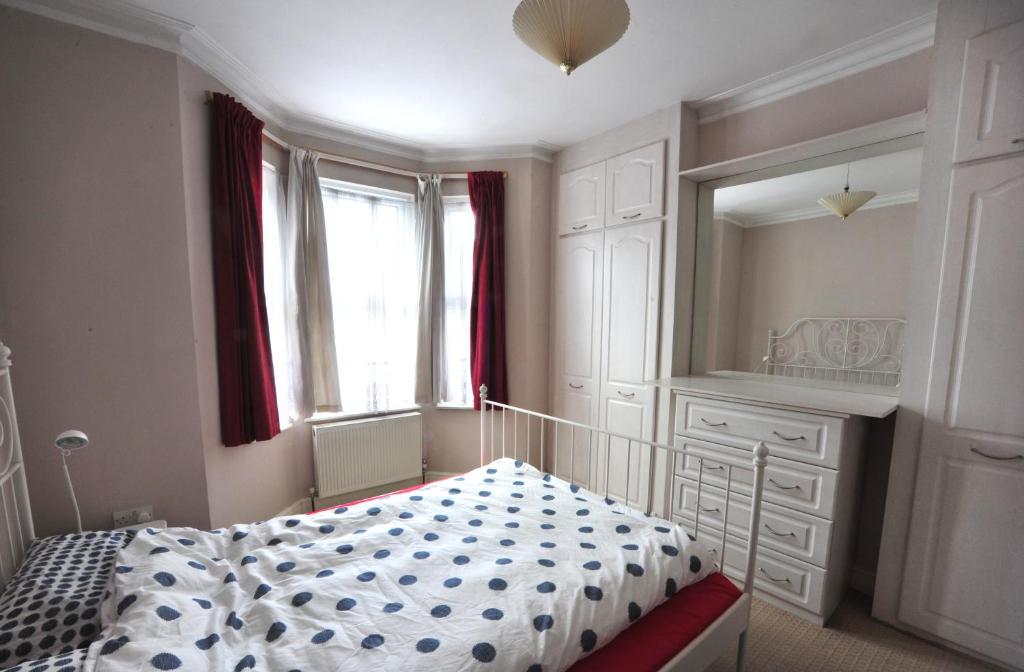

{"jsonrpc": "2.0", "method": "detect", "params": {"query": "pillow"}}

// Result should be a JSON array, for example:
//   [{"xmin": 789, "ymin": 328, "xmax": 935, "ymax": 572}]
[{"xmin": 0, "ymin": 531, "xmax": 130, "ymax": 668}]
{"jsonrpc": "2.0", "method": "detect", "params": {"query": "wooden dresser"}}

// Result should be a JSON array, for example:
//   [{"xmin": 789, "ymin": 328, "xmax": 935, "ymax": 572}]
[{"xmin": 657, "ymin": 372, "xmax": 897, "ymax": 626}]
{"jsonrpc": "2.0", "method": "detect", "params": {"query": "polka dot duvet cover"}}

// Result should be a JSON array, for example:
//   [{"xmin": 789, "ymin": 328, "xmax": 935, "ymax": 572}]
[{"xmin": 80, "ymin": 458, "xmax": 715, "ymax": 672}]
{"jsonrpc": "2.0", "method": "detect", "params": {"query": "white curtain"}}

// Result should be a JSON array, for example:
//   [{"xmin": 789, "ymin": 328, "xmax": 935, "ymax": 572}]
[
  {"xmin": 440, "ymin": 197, "xmax": 475, "ymax": 406},
  {"xmin": 414, "ymin": 175, "xmax": 446, "ymax": 404},
  {"xmin": 261, "ymin": 165, "xmax": 300, "ymax": 426},
  {"xmin": 320, "ymin": 184, "xmax": 419, "ymax": 414},
  {"xmin": 287, "ymin": 149, "xmax": 342, "ymax": 413}
]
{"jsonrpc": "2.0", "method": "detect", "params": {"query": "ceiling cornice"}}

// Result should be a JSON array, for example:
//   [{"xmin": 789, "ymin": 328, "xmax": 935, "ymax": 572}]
[
  {"xmin": 718, "ymin": 189, "xmax": 919, "ymax": 228},
  {"xmin": 1, "ymin": 0, "xmax": 556, "ymax": 163},
  {"xmin": 692, "ymin": 11, "xmax": 936, "ymax": 125}
]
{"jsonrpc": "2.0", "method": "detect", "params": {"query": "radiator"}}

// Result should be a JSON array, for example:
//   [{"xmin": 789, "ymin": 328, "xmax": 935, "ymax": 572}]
[{"xmin": 312, "ymin": 412, "xmax": 423, "ymax": 499}]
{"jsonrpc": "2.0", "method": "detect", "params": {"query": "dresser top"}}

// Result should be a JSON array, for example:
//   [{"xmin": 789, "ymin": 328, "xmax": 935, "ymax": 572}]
[{"xmin": 651, "ymin": 371, "xmax": 898, "ymax": 418}]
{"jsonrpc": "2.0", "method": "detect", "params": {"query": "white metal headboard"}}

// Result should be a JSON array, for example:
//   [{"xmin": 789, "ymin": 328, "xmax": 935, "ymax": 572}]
[
  {"xmin": 759, "ymin": 317, "xmax": 906, "ymax": 386},
  {"xmin": 0, "ymin": 343, "xmax": 35, "ymax": 587}
]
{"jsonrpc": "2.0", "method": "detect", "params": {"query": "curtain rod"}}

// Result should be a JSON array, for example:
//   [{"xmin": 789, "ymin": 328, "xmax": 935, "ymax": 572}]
[{"xmin": 206, "ymin": 91, "xmax": 506, "ymax": 181}]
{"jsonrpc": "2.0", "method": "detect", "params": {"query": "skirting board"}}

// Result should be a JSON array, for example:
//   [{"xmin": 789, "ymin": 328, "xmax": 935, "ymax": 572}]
[
  {"xmin": 425, "ymin": 471, "xmax": 459, "ymax": 482},
  {"xmin": 273, "ymin": 498, "xmax": 311, "ymax": 519},
  {"xmin": 275, "ymin": 473, "xmax": 456, "ymax": 519},
  {"xmin": 849, "ymin": 564, "xmax": 877, "ymax": 596}
]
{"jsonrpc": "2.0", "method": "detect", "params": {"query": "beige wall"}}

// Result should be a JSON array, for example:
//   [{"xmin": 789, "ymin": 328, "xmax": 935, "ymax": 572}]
[
  {"xmin": 723, "ymin": 203, "xmax": 917, "ymax": 372},
  {"xmin": 695, "ymin": 49, "xmax": 932, "ymax": 167},
  {"xmin": 0, "ymin": 7, "xmax": 212, "ymax": 535}
]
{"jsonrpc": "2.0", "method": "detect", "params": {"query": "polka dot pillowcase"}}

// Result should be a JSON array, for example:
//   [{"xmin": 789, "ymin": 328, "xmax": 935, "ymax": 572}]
[{"xmin": 0, "ymin": 531, "xmax": 131, "ymax": 668}]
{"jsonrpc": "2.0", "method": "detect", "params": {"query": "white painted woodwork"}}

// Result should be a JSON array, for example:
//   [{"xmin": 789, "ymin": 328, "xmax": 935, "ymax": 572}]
[
  {"xmin": 668, "ymin": 377, "xmax": 870, "ymax": 625},
  {"xmin": 897, "ymin": 150, "xmax": 1024, "ymax": 668},
  {"xmin": 557, "ymin": 162, "xmax": 605, "ymax": 235},
  {"xmin": 553, "ymin": 231, "xmax": 604, "ymax": 484},
  {"xmin": 597, "ymin": 219, "xmax": 662, "ymax": 505},
  {"xmin": 675, "ymin": 393, "xmax": 846, "ymax": 468},
  {"xmin": 0, "ymin": 344, "xmax": 35, "ymax": 589},
  {"xmin": 953, "ymin": 19, "xmax": 1024, "ymax": 163},
  {"xmin": 605, "ymin": 142, "xmax": 666, "ymax": 225}
]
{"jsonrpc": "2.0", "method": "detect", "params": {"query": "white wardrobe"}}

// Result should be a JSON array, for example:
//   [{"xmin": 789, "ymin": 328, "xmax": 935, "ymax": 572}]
[
  {"xmin": 879, "ymin": 4, "xmax": 1024, "ymax": 669},
  {"xmin": 553, "ymin": 141, "xmax": 665, "ymax": 509}
]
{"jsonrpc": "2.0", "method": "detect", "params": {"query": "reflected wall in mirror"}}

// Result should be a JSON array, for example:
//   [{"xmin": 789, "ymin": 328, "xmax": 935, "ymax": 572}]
[{"xmin": 698, "ymin": 146, "xmax": 923, "ymax": 385}]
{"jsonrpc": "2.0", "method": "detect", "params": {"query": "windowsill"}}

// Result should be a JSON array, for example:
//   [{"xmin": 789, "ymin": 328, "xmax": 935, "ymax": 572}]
[
  {"xmin": 305, "ymin": 406, "xmax": 421, "ymax": 425},
  {"xmin": 435, "ymin": 403, "xmax": 473, "ymax": 411}
]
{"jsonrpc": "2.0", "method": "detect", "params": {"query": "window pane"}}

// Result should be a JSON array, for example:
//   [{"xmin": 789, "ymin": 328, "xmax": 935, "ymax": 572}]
[
  {"xmin": 321, "ymin": 184, "xmax": 418, "ymax": 414},
  {"xmin": 261, "ymin": 165, "xmax": 295, "ymax": 426},
  {"xmin": 441, "ymin": 198, "xmax": 475, "ymax": 406}
]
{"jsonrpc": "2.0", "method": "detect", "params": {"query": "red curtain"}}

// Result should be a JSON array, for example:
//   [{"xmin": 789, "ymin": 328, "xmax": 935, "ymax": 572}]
[
  {"xmin": 468, "ymin": 171, "xmax": 508, "ymax": 410},
  {"xmin": 210, "ymin": 93, "xmax": 280, "ymax": 446}
]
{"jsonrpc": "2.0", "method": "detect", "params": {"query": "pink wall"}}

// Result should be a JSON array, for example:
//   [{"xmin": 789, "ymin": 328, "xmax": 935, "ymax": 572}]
[
  {"xmin": 176, "ymin": 59, "xmax": 315, "ymax": 528},
  {"xmin": 696, "ymin": 49, "xmax": 932, "ymax": 167},
  {"xmin": 0, "ymin": 7, "xmax": 212, "ymax": 535}
]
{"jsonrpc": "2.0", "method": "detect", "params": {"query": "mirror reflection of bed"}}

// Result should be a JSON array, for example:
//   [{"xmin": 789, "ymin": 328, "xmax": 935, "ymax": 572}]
[{"xmin": 672, "ymin": 143, "xmax": 923, "ymax": 623}]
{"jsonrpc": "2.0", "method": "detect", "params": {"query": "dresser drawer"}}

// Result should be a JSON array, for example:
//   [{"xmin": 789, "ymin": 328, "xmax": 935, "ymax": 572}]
[
  {"xmin": 674, "ymin": 437, "xmax": 838, "ymax": 519},
  {"xmin": 672, "ymin": 476, "xmax": 832, "ymax": 567},
  {"xmin": 675, "ymin": 394, "xmax": 844, "ymax": 468},
  {"xmin": 683, "ymin": 529, "xmax": 827, "ymax": 615}
]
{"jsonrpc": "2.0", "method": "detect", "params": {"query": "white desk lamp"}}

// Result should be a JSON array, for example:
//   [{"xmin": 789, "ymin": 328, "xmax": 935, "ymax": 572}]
[{"xmin": 55, "ymin": 430, "xmax": 88, "ymax": 534}]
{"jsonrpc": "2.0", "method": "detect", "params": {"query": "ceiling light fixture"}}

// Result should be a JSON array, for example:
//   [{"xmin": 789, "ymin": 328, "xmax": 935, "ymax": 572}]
[
  {"xmin": 817, "ymin": 164, "xmax": 876, "ymax": 220},
  {"xmin": 513, "ymin": 0, "xmax": 630, "ymax": 76}
]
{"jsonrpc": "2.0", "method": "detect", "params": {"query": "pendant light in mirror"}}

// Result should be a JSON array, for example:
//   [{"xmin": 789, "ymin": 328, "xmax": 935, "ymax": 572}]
[
  {"xmin": 513, "ymin": 0, "xmax": 630, "ymax": 76},
  {"xmin": 818, "ymin": 163, "xmax": 876, "ymax": 219}
]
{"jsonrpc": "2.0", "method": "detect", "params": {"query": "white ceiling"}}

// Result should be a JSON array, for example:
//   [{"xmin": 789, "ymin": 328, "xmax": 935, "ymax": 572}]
[
  {"xmin": 714, "ymin": 147, "xmax": 923, "ymax": 226},
  {"xmin": 101, "ymin": 0, "xmax": 936, "ymax": 152}
]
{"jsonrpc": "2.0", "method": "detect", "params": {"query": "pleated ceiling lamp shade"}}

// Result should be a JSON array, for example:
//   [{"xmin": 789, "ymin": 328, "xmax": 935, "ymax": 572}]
[
  {"xmin": 817, "ymin": 164, "xmax": 876, "ymax": 219},
  {"xmin": 513, "ymin": 0, "xmax": 630, "ymax": 75}
]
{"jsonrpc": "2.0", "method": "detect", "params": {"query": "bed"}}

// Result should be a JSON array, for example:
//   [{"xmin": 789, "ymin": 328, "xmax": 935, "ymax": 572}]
[{"xmin": 0, "ymin": 344, "xmax": 771, "ymax": 672}]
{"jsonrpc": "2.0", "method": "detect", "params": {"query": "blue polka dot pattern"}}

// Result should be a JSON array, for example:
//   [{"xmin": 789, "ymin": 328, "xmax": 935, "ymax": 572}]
[{"xmin": 80, "ymin": 457, "xmax": 715, "ymax": 672}]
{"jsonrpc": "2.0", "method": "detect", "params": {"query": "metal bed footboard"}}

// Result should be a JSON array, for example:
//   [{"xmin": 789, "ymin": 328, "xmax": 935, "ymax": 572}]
[{"xmin": 478, "ymin": 385, "xmax": 768, "ymax": 671}]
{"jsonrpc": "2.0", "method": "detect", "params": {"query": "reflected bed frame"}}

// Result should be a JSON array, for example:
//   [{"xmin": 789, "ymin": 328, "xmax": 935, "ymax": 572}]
[{"xmin": 479, "ymin": 385, "xmax": 770, "ymax": 672}]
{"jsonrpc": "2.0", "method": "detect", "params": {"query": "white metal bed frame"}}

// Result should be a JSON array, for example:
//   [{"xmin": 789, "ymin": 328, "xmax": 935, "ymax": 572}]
[
  {"xmin": 479, "ymin": 385, "xmax": 770, "ymax": 672},
  {"xmin": 0, "ymin": 343, "xmax": 35, "ymax": 587}
]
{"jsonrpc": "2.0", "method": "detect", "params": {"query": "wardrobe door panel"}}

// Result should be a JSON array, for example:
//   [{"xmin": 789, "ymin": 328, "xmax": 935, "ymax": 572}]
[
  {"xmin": 605, "ymin": 142, "xmax": 665, "ymax": 226},
  {"xmin": 558, "ymin": 162, "xmax": 606, "ymax": 235}
]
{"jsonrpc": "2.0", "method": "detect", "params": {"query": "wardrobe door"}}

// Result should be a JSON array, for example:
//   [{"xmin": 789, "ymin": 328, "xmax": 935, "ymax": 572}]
[
  {"xmin": 597, "ymin": 219, "xmax": 662, "ymax": 508},
  {"xmin": 558, "ymin": 162, "xmax": 605, "ymax": 235},
  {"xmin": 953, "ymin": 19, "xmax": 1024, "ymax": 163},
  {"xmin": 553, "ymin": 231, "xmax": 604, "ymax": 486},
  {"xmin": 898, "ymin": 154, "xmax": 1024, "ymax": 668},
  {"xmin": 605, "ymin": 141, "xmax": 665, "ymax": 226}
]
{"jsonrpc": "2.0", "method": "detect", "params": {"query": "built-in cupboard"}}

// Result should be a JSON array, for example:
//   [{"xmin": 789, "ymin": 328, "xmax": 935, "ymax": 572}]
[{"xmin": 553, "ymin": 141, "xmax": 665, "ymax": 508}]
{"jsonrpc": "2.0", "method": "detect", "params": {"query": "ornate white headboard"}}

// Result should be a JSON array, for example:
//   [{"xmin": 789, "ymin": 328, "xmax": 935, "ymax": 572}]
[
  {"xmin": 760, "ymin": 317, "xmax": 906, "ymax": 386},
  {"xmin": 0, "ymin": 343, "xmax": 35, "ymax": 585}
]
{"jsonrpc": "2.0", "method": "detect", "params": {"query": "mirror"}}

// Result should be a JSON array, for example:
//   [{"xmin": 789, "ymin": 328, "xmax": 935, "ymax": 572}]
[{"xmin": 691, "ymin": 142, "xmax": 924, "ymax": 388}]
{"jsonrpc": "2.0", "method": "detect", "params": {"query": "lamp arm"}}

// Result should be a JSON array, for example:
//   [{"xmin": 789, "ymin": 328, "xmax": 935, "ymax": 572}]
[{"xmin": 61, "ymin": 450, "xmax": 83, "ymax": 534}]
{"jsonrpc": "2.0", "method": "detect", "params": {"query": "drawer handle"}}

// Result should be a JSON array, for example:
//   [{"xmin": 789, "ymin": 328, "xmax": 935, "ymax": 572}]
[
  {"xmin": 1013, "ymin": 138, "xmax": 1023, "ymax": 144},
  {"xmin": 617, "ymin": 391, "xmax": 636, "ymax": 399},
  {"xmin": 758, "ymin": 567, "xmax": 792, "ymax": 584},
  {"xmin": 568, "ymin": 383, "xmax": 584, "ymax": 390},
  {"xmin": 969, "ymin": 446, "xmax": 1023, "ymax": 462},
  {"xmin": 571, "ymin": 224, "xmax": 588, "ymax": 230},
  {"xmin": 699, "ymin": 417, "xmax": 727, "ymax": 428},
  {"xmin": 772, "ymin": 430, "xmax": 806, "ymax": 442},
  {"xmin": 697, "ymin": 505, "xmax": 721, "ymax": 514},
  {"xmin": 623, "ymin": 212, "xmax": 643, "ymax": 220},
  {"xmin": 762, "ymin": 523, "xmax": 796, "ymax": 538},
  {"xmin": 699, "ymin": 463, "xmax": 724, "ymax": 471},
  {"xmin": 768, "ymin": 478, "xmax": 802, "ymax": 491}
]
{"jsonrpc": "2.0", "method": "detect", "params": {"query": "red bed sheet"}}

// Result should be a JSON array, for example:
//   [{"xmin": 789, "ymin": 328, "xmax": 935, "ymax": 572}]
[{"xmin": 316, "ymin": 479, "xmax": 742, "ymax": 672}]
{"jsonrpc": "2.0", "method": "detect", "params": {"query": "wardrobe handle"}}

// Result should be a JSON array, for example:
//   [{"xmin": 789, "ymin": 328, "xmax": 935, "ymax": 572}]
[
  {"xmin": 1012, "ymin": 138, "xmax": 1023, "ymax": 144},
  {"xmin": 969, "ymin": 446, "xmax": 1023, "ymax": 462},
  {"xmin": 623, "ymin": 212, "xmax": 643, "ymax": 220},
  {"xmin": 768, "ymin": 478, "xmax": 802, "ymax": 491},
  {"xmin": 762, "ymin": 523, "xmax": 796, "ymax": 538},
  {"xmin": 758, "ymin": 567, "xmax": 791, "ymax": 584},
  {"xmin": 617, "ymin": 391, "xmax": 636, "ymax": 399},
  {"xmin": 772, "ymin": 430, "xmax": 806, "ymax": 442},
  {"xmin": 568, "ymin": 383, "xmax": 584, "ymax": 390},
  {"xmin": 697, "ymin": 505, "xmax": 721, "ymax": 514},
  {"xmin": 699, "ymin": 417, "xmax": 727, "ymax": 428},
  {"xmin": 571, "ymin": 224, "xmax": 588, "ymax": 231}
]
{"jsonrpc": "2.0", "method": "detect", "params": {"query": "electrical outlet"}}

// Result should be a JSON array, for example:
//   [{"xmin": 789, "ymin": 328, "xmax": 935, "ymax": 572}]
[{"xmin": 112, "ymin": 505, "xmax": 154, "ymax": 529}]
